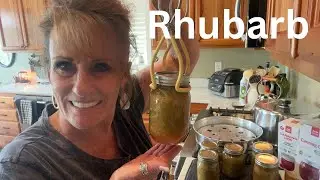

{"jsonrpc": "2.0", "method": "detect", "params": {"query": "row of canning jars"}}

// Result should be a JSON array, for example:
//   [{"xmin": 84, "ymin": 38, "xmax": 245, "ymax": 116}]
[{"xmin": 197, "ymin": 140, "xmax": 280, "ymax": 180}]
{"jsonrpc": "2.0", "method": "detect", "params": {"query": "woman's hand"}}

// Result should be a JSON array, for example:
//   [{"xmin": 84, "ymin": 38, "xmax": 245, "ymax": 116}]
[{"xmin": 110, "ymin": 144, "xmax": 182, "ymax": 180}]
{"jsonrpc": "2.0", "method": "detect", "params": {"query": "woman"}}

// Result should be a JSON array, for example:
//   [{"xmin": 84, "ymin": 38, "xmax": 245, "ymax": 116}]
[{"xmin": 0, "ymin": 0, "xmax": 199, "ymax": 179}]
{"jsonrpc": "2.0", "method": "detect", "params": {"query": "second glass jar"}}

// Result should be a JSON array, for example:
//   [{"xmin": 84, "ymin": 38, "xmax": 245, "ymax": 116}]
[
  {"xmin": 253, "ymin": 153, "xmax": 279, "ymax": 180},
  {"xmin": 197, "ymin": 149, "xmax": 220, "ymax": 180},
  {"xmin": 222, "ymin": 143, "xmax": 246, "ymax": 178}
]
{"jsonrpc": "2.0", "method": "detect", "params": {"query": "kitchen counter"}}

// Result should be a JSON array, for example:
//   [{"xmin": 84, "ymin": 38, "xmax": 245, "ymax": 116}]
[
  {"xmin": 0, "ymin": 83, "xmax": 53, "ymax": 96},
  {"xmin": 0, "ymin": 78, "xmax": 249, "ymax": 110}
]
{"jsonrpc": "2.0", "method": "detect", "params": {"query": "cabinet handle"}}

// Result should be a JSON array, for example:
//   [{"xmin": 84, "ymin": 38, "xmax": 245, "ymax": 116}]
[
  {"xmin": 0, "ymin": 114, "xmax": 7, "ymax": 117},
  {"xmin": 0, "ymin": 101, "xmax": 5, "ymax": 104},
  {"xmin": 291, "ymin": 0, "xmax": 302, "ymax": 59},
  {"xmin": 2, "ymin": 127, "xmax": 10, "ymax": 130}
]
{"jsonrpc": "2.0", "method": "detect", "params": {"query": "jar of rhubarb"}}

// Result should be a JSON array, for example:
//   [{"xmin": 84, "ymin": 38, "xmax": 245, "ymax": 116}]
[
  {"xmin": 149, "ymin": 72, "xmax": 191, "ymax": 144},
  {"xmin": 197, "ymin": 149, "xmax": 220, "ymax": 180},
  {"xmin": 253, "ymin": 153, "xmax": 279, "ymax": 180},
  {"xmin": 200, "ymin": 140, "xmax": 218, "ymax": 151},
  {"xmin": 299, "ymin": 160, "xmax": 320, "ymax": 180},
  {"xmin": 222, "ymin": 143, "xmax": 245, "ymax": 178},
  {"xmin": 251, "ymin": 141, "xmax": 274, "ymax": 165}
]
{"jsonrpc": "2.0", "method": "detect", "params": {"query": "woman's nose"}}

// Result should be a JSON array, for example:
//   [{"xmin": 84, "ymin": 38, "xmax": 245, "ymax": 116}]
[{"xmin": 72, "ymin": 70, "xmax": 94, "ymax": 96}]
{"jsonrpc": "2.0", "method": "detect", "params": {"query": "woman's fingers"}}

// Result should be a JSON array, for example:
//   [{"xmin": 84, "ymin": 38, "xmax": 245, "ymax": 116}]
[
  {"xmin": 151, "ymin": 144, "xmax": 167, "ymax": 156},
  {"xmin": 161, "ymin": 145, "xmax": 182, "ymax": 160},
  {"xmin": 144, "ymin": 143, "xmax": 161, "ymax": 155},
  {"xmin": 155, "ymin": 144, "xmax": 174, "ymax": 156}
]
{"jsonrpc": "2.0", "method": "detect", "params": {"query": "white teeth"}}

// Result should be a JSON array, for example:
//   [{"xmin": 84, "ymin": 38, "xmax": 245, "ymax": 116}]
[{"xmin": 72, "ymin": 101, "xmax": 99, "ymax": 108}]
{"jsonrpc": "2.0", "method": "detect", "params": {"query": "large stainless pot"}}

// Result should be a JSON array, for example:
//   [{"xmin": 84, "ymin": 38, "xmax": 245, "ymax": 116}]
[
  {"xmin": 253, "ymin": 98, "xmax": 319, "ymax": 146},
  {"xmin": 193, "ymin": 116, "xmax": 263, "ymax": 152}
]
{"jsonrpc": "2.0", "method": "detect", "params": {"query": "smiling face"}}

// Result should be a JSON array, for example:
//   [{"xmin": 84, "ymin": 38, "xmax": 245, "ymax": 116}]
[{"xmin": 49, "ymin": 20, "xmax": 129, "ymax": 130}]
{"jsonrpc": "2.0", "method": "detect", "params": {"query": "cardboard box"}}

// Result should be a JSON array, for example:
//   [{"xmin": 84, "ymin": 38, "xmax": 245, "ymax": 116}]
[
  {"xmin": 296, "ymin": 120, "xmax": 320, "ymax": 180},
  {"xmin": 278, "ymin": 118, "xmax": 302, "ymax": 178}
]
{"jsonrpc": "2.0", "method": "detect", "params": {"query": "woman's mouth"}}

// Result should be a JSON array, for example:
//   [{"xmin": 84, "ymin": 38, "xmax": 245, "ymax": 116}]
[{"xmin": 70, "ymin": 101, "xmax": 101, "ymax": 108}]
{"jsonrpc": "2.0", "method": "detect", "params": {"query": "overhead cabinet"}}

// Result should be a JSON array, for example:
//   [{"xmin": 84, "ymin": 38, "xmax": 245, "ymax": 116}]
[
  {"xmin": 0, "ymin": 0, "xmax": 47, "ymax": 52},
  {"xmin": 265, "ymin": 0, "xmax": 320, "ymax": 82},
  {"xmin": 151, "ymin": 0, "xmax": 248, "ymax": 49},
  {"xmin": 194, "ymin": 0, "xmax": 248, "ymax": 47}
]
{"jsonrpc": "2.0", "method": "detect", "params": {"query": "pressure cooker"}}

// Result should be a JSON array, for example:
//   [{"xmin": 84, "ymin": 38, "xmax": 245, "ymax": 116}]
[{"xmin": 253, "ymin": 98, "xmax": 319, "ymax": 147}]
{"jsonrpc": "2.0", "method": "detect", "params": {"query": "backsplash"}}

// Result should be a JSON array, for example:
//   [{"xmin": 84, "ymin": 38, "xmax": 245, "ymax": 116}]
[
  {"xmin": 190, "ymin": 48, "xmax": 276, "ymax": 78},
  {"xmin": 154, "ymin": 48, "xmax": 277, "ymax": 78},
  {"xmin": 0, "ymin": 53, "xmax": 32, "ymax": 84},
  {"xmin": 3, "ymin": 49, "xmax": 320, "ymax": 111},
  {"xmin": 296, "ymin": 72, "xmax": 320, "ymax": 109}
]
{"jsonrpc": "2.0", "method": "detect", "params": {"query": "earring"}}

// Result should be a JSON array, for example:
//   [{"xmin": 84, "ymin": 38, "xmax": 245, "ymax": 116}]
[
  {"xmin": 52, "ymin": 95, "xmax": 59, "ymax": 109},
  {"xmin": 120, "ymin": 92, "xmax": 130, "ymax": 110}
]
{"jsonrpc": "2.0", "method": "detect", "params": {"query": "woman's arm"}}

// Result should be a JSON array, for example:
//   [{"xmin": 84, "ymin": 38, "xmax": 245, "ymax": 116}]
[{"xmin": 137, "ymin": 0, "xmax": 200, "ymax": 113}]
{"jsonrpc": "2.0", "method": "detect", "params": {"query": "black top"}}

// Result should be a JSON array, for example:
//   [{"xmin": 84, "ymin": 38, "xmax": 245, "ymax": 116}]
[{"xmin": 0, "ymin": 81, "xmax": 152, "ymax": 180}]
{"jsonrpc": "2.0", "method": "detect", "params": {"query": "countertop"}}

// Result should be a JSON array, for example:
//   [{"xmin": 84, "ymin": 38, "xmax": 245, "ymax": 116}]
[
  {"xmin": 0, "ymin": 83, "xmax": 53, "ymax": 96},
  {"xmin": 0, "ymin": 78, "xmax": 248, "ymax": 109}
]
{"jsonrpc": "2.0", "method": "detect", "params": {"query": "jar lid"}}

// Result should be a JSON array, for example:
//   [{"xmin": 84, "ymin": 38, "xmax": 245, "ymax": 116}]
[
  {"xmin": 200, "ymin": 140, "xmax": 218, "ymax": 150},
  {"xmin": 253, "ymin": 141, "xmax": 273, "ymax": 154},
  {"xmin": 155, "ymin": 71, "xmax": 190, "ymax": 87},
  {"xmin": 255, "ymin": 153, "xmax": 278, "ymax": 169},
  {"xmin": 198, "ymin": 149, "xmax": 218, "ymax": 162},
  {"xmin": 224, "ymin": 143, "xmax": 243, "ymax": 155}
]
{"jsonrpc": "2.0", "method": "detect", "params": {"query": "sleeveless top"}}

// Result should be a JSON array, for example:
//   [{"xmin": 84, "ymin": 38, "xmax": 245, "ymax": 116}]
[{"xmin": 0, "ymin": 80, "xmax": 152, "ymax": 180}]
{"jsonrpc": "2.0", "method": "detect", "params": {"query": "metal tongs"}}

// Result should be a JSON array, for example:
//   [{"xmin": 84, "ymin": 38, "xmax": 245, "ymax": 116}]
[{"xmin": 149, "ymin": 0, "xmax": 191, "ymax": 93}]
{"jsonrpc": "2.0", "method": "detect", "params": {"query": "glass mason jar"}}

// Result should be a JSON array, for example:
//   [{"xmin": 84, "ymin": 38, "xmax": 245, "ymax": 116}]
[
  {"xmin": 149, "ymin": 72, "xmax": 191, "ymax": 144},
  {"xmin": 222, "ymin": 143, "xmax": 245, "ymax": 178},
  {"xmin": 251, "ymin": 141, "xmax": 274, "ymax": 165},
  {"xmin": 197, "ymin": 149, "xmax": 220, "ymax": 180},
  {"xmin": 200, "ymin": 139, "xmax": 218, "ymax": 151},
  {"xmin": 253, "ymin": 153, "xmax": 279, "ymax": 180}
]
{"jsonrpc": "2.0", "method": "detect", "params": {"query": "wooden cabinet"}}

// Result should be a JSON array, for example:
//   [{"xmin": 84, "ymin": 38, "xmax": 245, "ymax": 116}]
[
  {"xmin": 151, "ymin": 0, "xmax": 195, "ymax": 49},
  {"xmin": 151, "ymin": 0, "xmax": 248, "ymax": 49},
  {"xmin": 0, "ymin": 0, "xmax": 27, "ymax": 50},
  {"xmin": 266, "ymin": 0, "xmax": 320, "ymax": 82},
  {"xmin": 0, "ymin": 93, "xmax": 20, "ymax": 149},
  {"xmin": 195, "ymin": 0, "xmax": 247, "ymax": 47},
  {"xmin": 0, "ymin": 0, "xmax": 46, "ymax": 52},
  {"xmin": 265, "ymin": 0, "xmax": 294, "ymax": 54}
]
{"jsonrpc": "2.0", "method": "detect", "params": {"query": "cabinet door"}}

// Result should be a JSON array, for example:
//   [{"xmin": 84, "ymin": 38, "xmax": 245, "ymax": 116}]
[
  {"xmin": 0, "ymin": 0, "xmax": 27, "ymax": 51},
  {"xmin": 268, "ymin": 0, "xmax": 320, "ymax": 82},
  {"xmin": 195, "ymin": 0, "xmax": 247, "ymax": 47},
  {"xmin": 306, "ymin": 0, "xmax": 320, "ymax": 28},
  {"xmin": 21, "ymin": 0, "xmax": 46, "ymax": 51},
  {"xmin": 265, "ymin": 0, "xmax": 294, "ymax": 53},
  {"xmin": 151, "ymin": 0, "xmax": 195, "ymax": 50}
]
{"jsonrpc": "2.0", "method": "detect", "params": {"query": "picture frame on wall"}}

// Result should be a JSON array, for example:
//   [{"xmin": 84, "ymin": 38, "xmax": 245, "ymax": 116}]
[{"xmin": 0, "ymin": 50, "xmax": 15, "ymax": 68}]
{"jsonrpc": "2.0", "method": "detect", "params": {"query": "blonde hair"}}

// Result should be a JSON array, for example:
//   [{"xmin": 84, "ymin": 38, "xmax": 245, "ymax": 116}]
[{"xmin": 40, "ymin": 0, "xmax": 139, "ymax": 109}]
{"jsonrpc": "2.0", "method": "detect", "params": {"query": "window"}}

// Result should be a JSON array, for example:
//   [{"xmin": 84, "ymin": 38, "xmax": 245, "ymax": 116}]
[{"xmin": 123, "ymin": 0, "xmax": 151, "ymax": 74}]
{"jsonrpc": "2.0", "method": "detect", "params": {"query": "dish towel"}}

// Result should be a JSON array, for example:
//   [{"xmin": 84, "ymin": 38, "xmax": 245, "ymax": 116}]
[{"xmin": 19, "ymin": 99, "xmax": 33, "ymax": 126}]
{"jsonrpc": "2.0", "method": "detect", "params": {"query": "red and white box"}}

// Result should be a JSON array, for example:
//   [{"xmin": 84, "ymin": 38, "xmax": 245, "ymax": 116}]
[
  {"xmin": 278, "ymin": 118, "xmax": 302, "ymax": 177},
  {"xmin": 296, "ymin": 120, "xmax": 320, "ymax": 180}
]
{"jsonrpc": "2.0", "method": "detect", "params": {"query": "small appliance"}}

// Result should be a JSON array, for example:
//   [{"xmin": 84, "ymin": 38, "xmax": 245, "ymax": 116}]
[{"xmin": 208, "ymin": 68, "xmax": 243, "ymax": 98}]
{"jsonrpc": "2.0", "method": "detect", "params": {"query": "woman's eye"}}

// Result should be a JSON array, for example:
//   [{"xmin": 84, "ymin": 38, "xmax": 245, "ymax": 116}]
[
  {"xmin": 92, "ymin": 63, "xmax": 110, "ymax": 72},
  {"xmin": 53, "ymin": 61, "xmax": 76, "ymax": 76}
]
